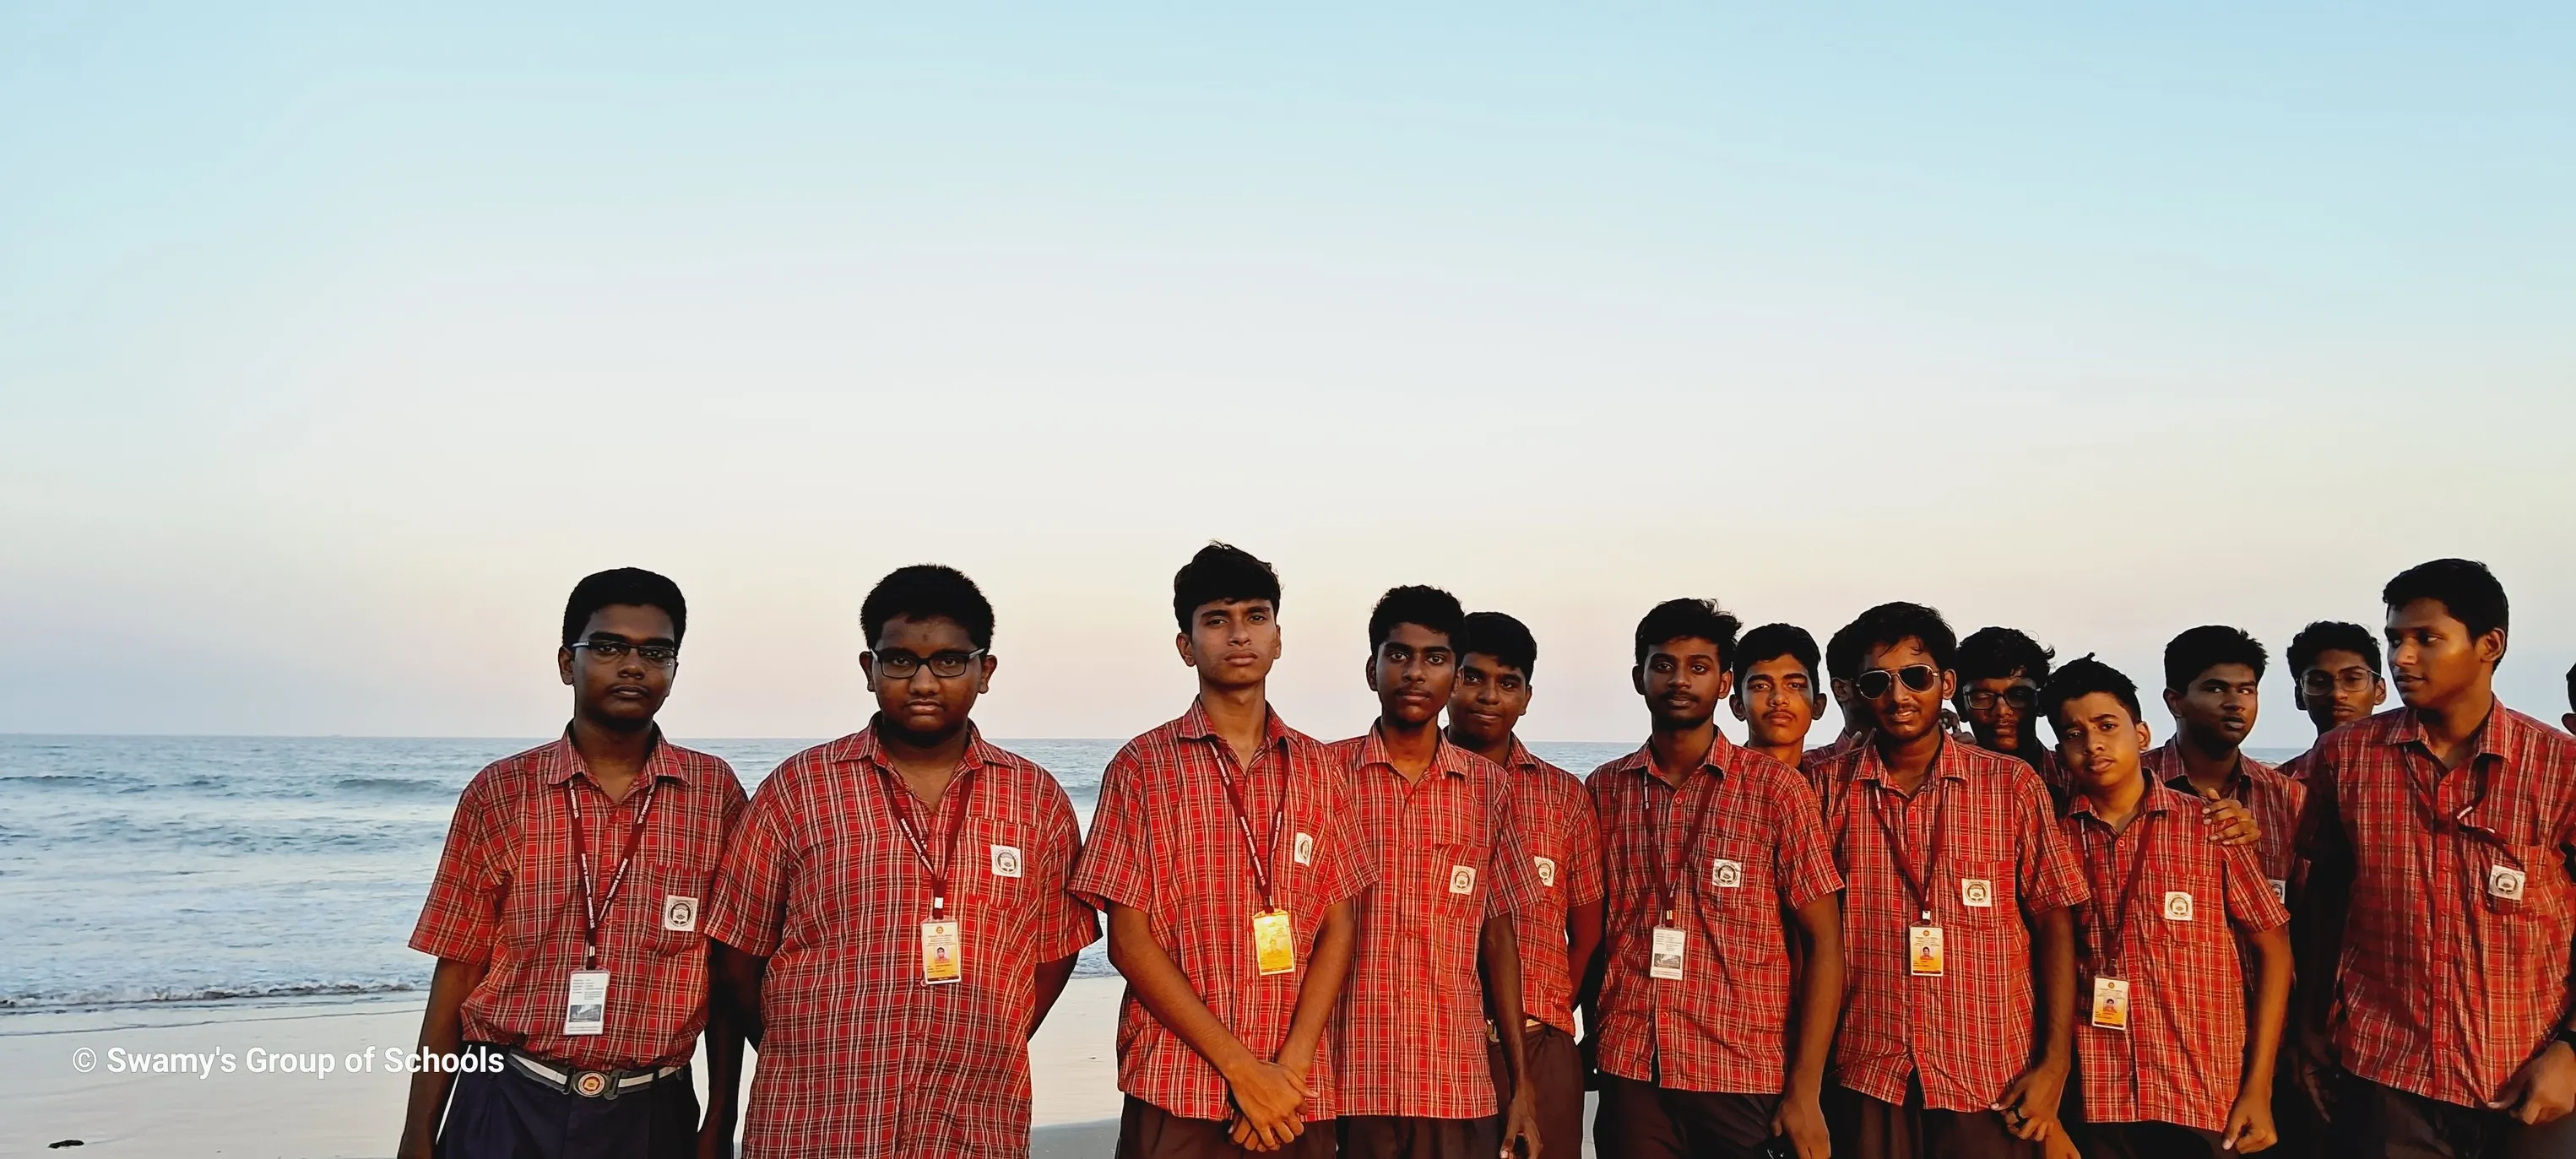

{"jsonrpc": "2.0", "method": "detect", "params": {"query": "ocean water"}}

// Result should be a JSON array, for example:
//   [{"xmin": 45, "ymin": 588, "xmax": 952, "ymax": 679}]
[{"xmin": 0, "ymin": 734, "xmax": 1643, "ymax": 1016}]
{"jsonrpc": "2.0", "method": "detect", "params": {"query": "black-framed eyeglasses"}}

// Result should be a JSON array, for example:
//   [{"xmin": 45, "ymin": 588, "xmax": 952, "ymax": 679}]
[
  {"xmin": 1966, "ymin": 686, "xmax": 2038, "ymax": 712},
  {"xmin": 1856, "ymin": 664, "xmax": 1938, "ymax": 700},
  {"xmin": 572, "ymin": 640, "xmax": 680, "ymax": 668},
  {"xmin": 871, "ymin": 649, "xmax": 988, "ymax": 679}
]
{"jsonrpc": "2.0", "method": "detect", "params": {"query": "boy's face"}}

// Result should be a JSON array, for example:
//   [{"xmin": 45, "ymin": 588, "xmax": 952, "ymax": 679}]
[
  {"xmin": 1365, "ymin": 621, "xmax": 1456, "ymax": 727},
  {"xmin": 1178, "ymin": 599, "xmax": 1281, "ymax": 690},
  {"xmin": 1635, "ymin": 636, "xmax": 1729, "ymax": 730},
  {"xmin": 2294, "ymin": 647, "xmax": 2386, "ymax": 731},
  {"xmin": 1958, "ymin": 672, "xmax": 2040, "ymax": 753},
  {"xmin": 2165, "ymin": 662, "xmax": 2260, "ymax": 750},
  {"xmin": 557, "ymin": 604, "xmax": 680, "ymax": 727},
  {"xmin": 1732, "ymin": 654, "xmax": 1821, "ymax": 749},
  {"xmin": 861, "ymin": 615, "xmax": 992, "ymax": 738},
  {"xmin": 2385, "ymin": 598, "xmax": 2503, "ymax": 711},
  {"xmin": 1447, "ymin": 653, "xmax": 1532, "ymax": 750},
  {"xmin": 2054, "ymin": 691, "xmax": 2150, "ymax": 797},
  {"xmin": 1857, "ymin": 636, "xmax": 1955, "ymax": 744}
]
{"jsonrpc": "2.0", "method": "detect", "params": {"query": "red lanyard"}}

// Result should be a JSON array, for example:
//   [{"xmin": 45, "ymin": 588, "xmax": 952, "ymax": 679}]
[
  {"xmin": 1645, "ymin": 759, "xmax": 1726, "ymax": 925},
  {"xmin": 1212, "ymin": 743, "xmax": 1286, "ymax": 911},
  {"xmin": 2078, "ymin": 811, "xmax": 2159, "ymax": 974},
  {"xmin": 563, "ymin": 777, "xmax": 663, "ymax": 967},
  {"xmin": 1870, "ymin": 774, "xmax": 1950, "ymax": 924},
  {"xmin": 874, "ymin": 763, "xmax": 979, "ymax": 920}
]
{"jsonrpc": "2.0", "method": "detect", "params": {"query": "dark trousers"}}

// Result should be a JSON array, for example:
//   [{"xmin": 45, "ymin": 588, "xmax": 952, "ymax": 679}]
[
  {"xmin": 1338, "ymin": 1114, "xmax": 1497, "ymax": 1158},
  {"xmin": 440, "ymin": 1047, "xmax": 699, "ymax": 1159},
  {"xmin": 1113, "ymin": 1096, "xmax": 1337, "ymax": 1159},
  {"xmin": 2338, "ymin": 1078, "xmax": 2576, "ymax": 1159},
  {"xmin": 1824, "ymin": 1078, "xmax": 2039, "ymax": 1159},
  {"xmin": 1486, "ymin": 1021, "xmax": 1586, "ymax": 1159},
  {"xmin": 2074, "ymin": 1119, "xmax": 2227, "ymax": 1159},
  {"xmin": 1595, "ymin": 1074, "xmax": 1782, "ymax": 1159}
]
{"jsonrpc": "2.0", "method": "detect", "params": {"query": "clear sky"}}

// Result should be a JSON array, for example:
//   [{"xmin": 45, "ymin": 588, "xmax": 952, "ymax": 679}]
[{"xmin": 4, "ymin": 5, "xmax": 2571, "ymax": 749}]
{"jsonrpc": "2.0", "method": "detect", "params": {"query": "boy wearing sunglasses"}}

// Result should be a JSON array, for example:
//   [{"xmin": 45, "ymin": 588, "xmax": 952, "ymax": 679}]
[
  {"xmin": 1954, "ymin": 627, "xmax": 2058, "ymax": 784},
  {"xmin": 2142, "ymin": 626, "xmax": 2305, "ymax": 912},
  {"xmin": 2277, "ymin": 621, "xmax": 2387, "ymax": 783},
  {"xmin": 1805, "ymin": 601, "xmax": 2089, "ymax": 1158},
  {"xmin": 2293, "ymin": 559, "xmax": 2576, "ymax": 1157},
  {"xmin": 705, "ymin": 565, "xmax": 1099, "ymax": 1158}
]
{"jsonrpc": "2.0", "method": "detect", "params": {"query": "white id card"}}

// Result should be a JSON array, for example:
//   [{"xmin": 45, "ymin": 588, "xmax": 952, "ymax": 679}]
[
  {"xmin": 2091, "ymin": 977, "xmax": 2131, "ymax": 1030},
  {"xmin": 563, "ymin": 970, "xmax": 610, "ymax": 1037},
  {"xmin": 1650, "ymin": 926, "xmax": 1687, "ymax": 980}
]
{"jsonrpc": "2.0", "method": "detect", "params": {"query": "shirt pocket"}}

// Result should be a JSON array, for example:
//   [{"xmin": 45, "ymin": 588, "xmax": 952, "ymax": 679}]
[
  {"xmin": 2478, "ymin": 841, "xmax": 2569, "ymax": 920},
  {"xmin": 646, "ymin": 860, "xmax": 715, "ymax": 956},
  {"xmin": 2146, "ymin": 866, "xmax": 2231, "ymax": 950},
  {"xmin": 1949, "ymin": 858, "xmax": 2018, "ymax": 929}
]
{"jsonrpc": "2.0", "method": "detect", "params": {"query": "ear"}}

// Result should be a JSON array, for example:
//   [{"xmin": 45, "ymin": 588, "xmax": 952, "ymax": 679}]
[
  {"xmin": 975, "ymin": 653, "xmax": 998, "ymax": 694},
  {"xmin": 1937, "ymin": 669, "xmax": 1958, "ymax": 701},
  {"xmin": 1174, "ymin": 631, "xmax": 1197, "ymax": 669},
  {"xmin": 2291, "ymin": 686, "xmax": 2310, "ymax": 711},
  {"xmin": 2162, "ymin": 687, "xmax": 2186, "ymax": 719},
  {"xmin": 1630, "ymin": 664, "xmax": 1647, "ymax": 697},
  {"xmin": 2131, "ymin": 720, "xmax": 2152, "ymax": 750},
  {"xmin": 1728, "ymin": 690, "xmax": 1749, "ymax": 721},
  {"xmin": 858, "ymin": 652, "xmax": 880, "ymax": 693},
  {"xmin": 558, "ymin": 647, "xmax": 576, "ymax": 687},
  {"xmin": 1713, "ymin": 670, "xmax": 1736, "ymax": 701},
  {"xmin": 2372, "ymin": 679, "xmax": 2388, "ymax": 708},
  {"xmin": 1362, "ymin": 651, "xmax": 1380, "ymax": 694},
  {"xmin": 2478, "ymin": 627, "xmax": 2508, "ymax": 666}
]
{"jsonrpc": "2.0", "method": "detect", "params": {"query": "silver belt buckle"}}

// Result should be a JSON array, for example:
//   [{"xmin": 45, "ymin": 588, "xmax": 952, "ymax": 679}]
[{"xmin": 572, "ymin": 1070, "xmax": 614, "ymax": 1099}]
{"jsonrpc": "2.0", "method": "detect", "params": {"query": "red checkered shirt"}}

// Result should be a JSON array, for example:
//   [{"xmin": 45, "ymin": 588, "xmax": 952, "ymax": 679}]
[
  {"xmin": 2063, "ymin": 781, "xmax": 2290, "ymax": 1131},
  {"xmin": 2278, "ymin": 748, "xmax": 2317, "ymax": 782},
  {"xmin": 1588, "ymin": 734, "xmax": 1845, "ymax": 1094},
  {"xmin": 1329, "ymin": 728, "xmax": 1546, "ymax": 1119},
  {"xmin": 699, "ymin": 725, "xmax": 1099, "ymax": 1159},
  {"xmin": 2142, "ymin": 740, "xmax": 2306, "ymax": 903},
  {"xmin": 1800, "ymin": 731, "xmax": 1868, "ymax": 777},
  {"xmin": 2295, "ymin": 702, "xmax": 2576, "ymax": 1109},
  {"xmin": 409, "ymin": 731, "xmax": 746, "ymax": 1070},
  {"xmin": 1495, "ymin": 738, "xmax": 1605, "ymax": 1034},
  {"xmin": 1067, "ymin": 700, "xmax": 1378, "ymax": 1123},
  {"xmin": 1807, "ymin": 739, "xmax": 2091, "ymax": 1111}
]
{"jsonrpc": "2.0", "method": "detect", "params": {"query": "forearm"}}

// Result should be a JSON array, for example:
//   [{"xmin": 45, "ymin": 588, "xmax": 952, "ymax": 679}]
[
  {"xmin": 711, "ymin": 942, "xmax": 767, "ymax": 1050},
  {"xmin": 1107, "ymin": 903, "xmax": 1261, "ymax": 1075},
  {"xmin": 1480, "ymin": 914, "xmax": 1532, "ymax": 1086},
  {"xmin": 1279, "ymin": 902, "xmax": 1356, "ymax": 1068},
  {"xmin": 699, "ymin": 963, "xmax": 742, "ymax": 1141},
  {"xmin": 1030, "ymin": 954, "xmax": 1080, "ymax": 1039},
  {"xmin": 1787, "ymin": 896, "xmax": 1844, "ymax": 1093},
  {"xmin": 2290, "ymin": 858, "xmax": 2351, "ymax": 1036},
  {"xmin": 1565, "ymin": 901, "xmax": 1604, "ymax": 1012},
  {"xmin": 399, "ymin": 957, "xmax": 486, "ymax": 1150},
  {"xmin": 2034, "ymin": 907, "xmax": 2075, "ymax": 1070},
  {"xmin": 2244, "ymin": 927, "xmax": 2292, "ymax": 1086}
]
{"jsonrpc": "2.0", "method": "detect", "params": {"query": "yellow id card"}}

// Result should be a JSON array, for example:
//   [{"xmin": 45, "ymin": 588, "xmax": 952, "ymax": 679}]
[
  {"xmin": 921, "ymin": 919, "xmax": 962, "ymax": 985},
  {"xmin": 1908, "ymin": 924, "xmax": 1945, "ymax": 977},
  {"xmin": 2091, "ymin": 977, "xmax": 2130, "ymax": 1030},
  {"xmin": 1253, "ymin": 909, "xmax": 1296, "ymax": 976}
]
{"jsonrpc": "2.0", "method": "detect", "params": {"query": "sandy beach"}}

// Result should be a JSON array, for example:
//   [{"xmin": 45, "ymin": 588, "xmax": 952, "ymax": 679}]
[{"xmin": 0, "ymin": 978, "xmax": 1125, "ymax": 1159}]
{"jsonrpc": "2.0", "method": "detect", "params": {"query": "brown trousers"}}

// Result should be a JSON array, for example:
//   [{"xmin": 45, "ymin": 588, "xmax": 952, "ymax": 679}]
[
  {"xmin": 1485, "ymin": 1021, "xmax": 1586, "ymax": 1158},
  {"xmin": 1114, "ymin": 1096, "xmax": 1338, "ymax": 1159},
  {"xmin": 1337, "ymin": 1113, "xmax": 1496, "ymax": 1158},
  {"xmin": 1824, "ymin": 1078, "xmax": 2039, "ymax": 1159},
  {"xmin": 1594, "ymin": 1073, "xmax": 1784, "ymax": 1159}
]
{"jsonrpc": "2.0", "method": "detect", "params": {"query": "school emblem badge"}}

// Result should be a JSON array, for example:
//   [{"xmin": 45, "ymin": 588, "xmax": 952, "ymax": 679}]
[
  {"xmin": 1960, "ymin": 879, "xmax": 1993, "ymax": 908},
  {"xmin": 1711, "ymin": 859, "xmax": 1743, "ymax": 889},
  {"xmin": 661, "ymin": 894, "xmax": 698, "ymax": 932},
  {"xmin": 2162, "ymin": 891, "xmax": 2195, "ymax": 922},
  {"xmin": 990, "ymin": 844, "xmax": 1023, "ymax": 879},
  {"xmin": 1448, "ymin": 865, "xmax": 1477, "ymax": 895},
  {"xmin": 1534, "ymin": 856, "xmax": 1558, "ymax": 888}
]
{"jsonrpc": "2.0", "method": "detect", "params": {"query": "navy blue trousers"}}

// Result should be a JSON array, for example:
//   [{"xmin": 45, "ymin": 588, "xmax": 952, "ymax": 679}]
[{"xmin": 441, "ymin": 1045, "xmax": 700, "ymax": 1159}]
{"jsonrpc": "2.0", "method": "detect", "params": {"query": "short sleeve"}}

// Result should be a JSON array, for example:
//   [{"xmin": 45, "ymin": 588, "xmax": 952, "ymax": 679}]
[
  {"xmin": 1311, "ymin": 761, "xmax": 1380, "ymax": 908},
  {"xmin": 1483, "ymin": 779, "xmax": 1545, "ymax": 919},
  {"xmin": 2016, "ymin": 777, "xmax": 2091, "ymax": 913},
  {"xmin": 2219, "ymin": 837, "xmax": 2291, "ymax": 932},
  {"xmin": 409, "ymin": 769, "xmax": 506, "ymax": 962},
  {"xmin": 700, "ymin": 766, "xmax": 797, "ymax": 958},
  {"xmin": 1562, "ymin": 781, "xmax": 1607, "ymax": 907},
  {"xmin": 1067, "ymin": 746, "xmax": 1156, "ymax": 913},
  {"xmin": 1772, "ymin": 770, "xmax": 1847, "ymax": 912},
  {"xmin": 1033, "ymin": 777, "xmax": 1104, "ymax": 961}
]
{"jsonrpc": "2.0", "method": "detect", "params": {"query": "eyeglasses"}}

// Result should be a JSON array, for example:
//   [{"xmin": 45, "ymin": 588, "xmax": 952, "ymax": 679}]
[
  {"xmin": 1856, "ymin": 664, "xmax": 1939, "ymax": 700},
  {"xmin": 572, "ymin": 640, "xmax": 680, "ymax": 668},
  {"xmin": 2300, "ymin": 670, "xmax": 2379, "ymax": 695},
  {"xmin": 1965, "ymin": 686, "xmax": 2038, "ymax": 712},
  {"xmin": 872, "ymin": 649, "xmax": 988, "ymax": 680}
]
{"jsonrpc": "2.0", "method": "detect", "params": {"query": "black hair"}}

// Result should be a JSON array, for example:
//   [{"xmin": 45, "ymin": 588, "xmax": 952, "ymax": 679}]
[
  {"xmin": 1844, "ymin": 601, "xmax": 1957, "ymax": 671},
  {"xmin": 2286, "ymin": 620, "xmax": 2383, "ymax": 678},
  {"xmin": 1956, "ymin": 626, "xmax": 2054, "ymax": 684},
  {"xmin": 1172, "ymin": 542, "xmax": 1282, "ymax": 631},
  {"xmin": 2565, "ymin": 660, "xmax": 2574, "ymax": 712},
  {"xmin": 1824, "ymin": 616, "xmax": 1868, "ymax": 683},
  {"xmin": 861, "ymin": 564, "xmax": 995, "ymax": 650},
  {"xmin": 2383, "ymin": 558, "xmax": 2510, "ymax": 642},
  {"xmin": 1368, "ymin": 585, "xmax": 1466, "ymax": 651},
  {"xmin": 1457, "ymin": 611, "xmax": 1538, "ymax": 676},
  {"xmin": 2039, "ymin": 653, "xmax": 2145, "ymax": 735},
  {"xmin": 2162, "ymin": 625, "xmax": 2268, "ymax": 692},
  {"xmin": 1732, "ymin": 622, "xmax": 1820, "ymax": 685},
  {"xmin": 562, "ymin": 567, "xmax": 687, "ymax": 647},
  {"xmin": 1632, "ymin": 598, "xmax": 1743, "ymax": 669}
]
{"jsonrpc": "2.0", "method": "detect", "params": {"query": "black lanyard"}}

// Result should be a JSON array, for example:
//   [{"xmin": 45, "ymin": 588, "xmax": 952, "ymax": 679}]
[
  {"xmin": 1871, "ymin": 772, "xmax": 1950, "ymax": 924},
  {"xmin": 1645, "ymin": 756, "xmax": 1726, "ymax": 925},
  {"xmin": 2078, "ymin": 810, "xmax": 2159, "ymax": 975},
  {"xmin": 1212, "ymin": 742, "xmax": 1286, "ymax": 911},
  {"xmin": 873, "ymin": 762, "xmax": 979, "ymax": 920},
  {"xmin": 563, "ymin": 777, "xmax": 663, "ymax": 967}
]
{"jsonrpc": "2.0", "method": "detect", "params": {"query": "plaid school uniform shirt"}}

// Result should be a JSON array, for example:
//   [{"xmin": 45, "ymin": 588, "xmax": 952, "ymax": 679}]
[
  {"xmin": 2063, "ymin": 782, "xmax": 2290, "ymax": 1132},
  {"xmin": 699, "ymin": 725, "xmax": 1098, "ymax": 1159},
  {"xmin": 1330, "ymin": 728, "xmax": 1546, "ymax": 1119},
  {"xmin": 2278, "ymin": 748, "xmax": 2318, "ymax": 782},
  {"xmin": 1588, "ymin": 734, "xmax": 1845, "ymax": 1094},
  {"xmin": 2142, "ymin": 740, "xmax": 2307, "ymax": 902},
  {"xmin": 410, "ymin": 731, "xmax": 746, "ymax": 1071},
  {"xmin": 1807, "ymin": 739, "xmax": 2091, "ymax": 1112},
  {"xmin": 1068, "ymin": 701, "xmax": 1378, "ymax": 1123},
  {"xmin": 2295, "ymin": 702, "xmax": 2576, "ymax": 1109},
  {"xmin": 1495, "ymin": 738, "xmax": 1605, "ymax": 1034}
]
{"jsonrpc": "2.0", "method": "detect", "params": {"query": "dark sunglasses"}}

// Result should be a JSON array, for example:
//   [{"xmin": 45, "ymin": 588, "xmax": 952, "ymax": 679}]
[
  {"xmin": 1856, "ymin": 664, "xmax": 1939, "ymax": 700},
  {"xmin": 1965, "ymin": 685, "xmax": 2038, "ymax": 712}
]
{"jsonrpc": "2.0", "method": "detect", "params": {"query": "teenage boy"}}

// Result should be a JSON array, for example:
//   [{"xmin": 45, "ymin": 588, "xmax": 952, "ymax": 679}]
[
  {"xmin": 2143, "ymin": 626, "xmax": 2305, "ymax": 907},
  {"xmin": 1589, "ymin": 599, "xmax": 1847, "ymax": 1158},
  {"xmin": 1955, "ymin": 627, "xmax": 2057, "ymax": 778},
  {"xmin": 703, "ymin": 565, "xmax": 1098, "ymax": 1158},
  {"xmin": 400, "ymin": 568, "xmax": 747, "ymax": 1159},
  {"xmin": 2294, "ymin": 559, "xmax": 2576, "ymax": 1157},
  {"xmin": 1733, "ymin": 622, "xmax": 1830, "ymax": 769},
  {"xmin": 1330, "ymin": 586, "xmax": 1544, "ymax": 1159},
  {"xmin": 1804, "ymin": 601, "xmax": 2087, "ymax": 1158},
  {"xmin": 2042, "ymin": 656, "xmax": 2293, "ymax": 1157},
  {"xmin": 1071, "ymin": 544, "xmax": 1374, "ymax": 1159},
  {"xmin": 2278, "ymin": 621, "xmax": 2387, "ymax": 782},
  {"xmin": 1443, "ymin": 610, "xmax": 1603, "ymax": 1159}
]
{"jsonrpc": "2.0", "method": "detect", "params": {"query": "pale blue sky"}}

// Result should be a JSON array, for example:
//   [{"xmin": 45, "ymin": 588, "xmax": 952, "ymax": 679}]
[{"xmin": 4, "ymin": 5, "xmax": 2571, "ymax": 745}]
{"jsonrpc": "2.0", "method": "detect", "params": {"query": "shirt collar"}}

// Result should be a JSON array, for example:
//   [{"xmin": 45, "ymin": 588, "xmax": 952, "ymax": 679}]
[
  {"xmin": 1177, "ymin": 696, "xmax": 1294, "ymax": 750},
  {"xmin": 1611, "ymin": 731, "xmax": 1735, "ymax": 784},
  {"xmin": 542, "ymin": 726, "xmax": 690, "ymax": 788},
  {"xmin": 1853, "ymin": 734, "xmax": 1971, "ymax": 790},
  {"xmin": 1353, "ymin": 721, "xmax": 1472, "ymax": 778},
  {"xmin": 2153, "ymin": 737, "xmax": 2250, "ymax": 799},
  {"xmin": 2067, "ymin": 773, "xmax": 2184, "ymax": 826},
  {"xmin": 2386, "ymin": 700, "xmax": 2524, "ymax": 766},
  {"xmin": 1502, "ymin": 735, "xmax": 1545, "ymax": 773}
]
